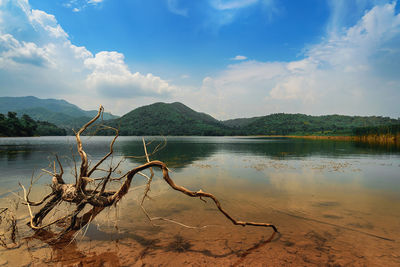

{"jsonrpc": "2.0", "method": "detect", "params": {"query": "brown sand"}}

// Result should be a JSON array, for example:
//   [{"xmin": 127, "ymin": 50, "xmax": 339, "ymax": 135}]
[
  {"xmin": 1, "ymin": 159, "xmax": 399, "ymax": 266},
  {"xmin": 1, "ymin": 189, "xmax": 399, "ymax": 266}
]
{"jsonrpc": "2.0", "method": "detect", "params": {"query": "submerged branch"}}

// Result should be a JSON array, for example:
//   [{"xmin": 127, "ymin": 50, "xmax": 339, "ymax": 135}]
[
  {"xmin": 5, "ymin": 104, "xmax": 277, "ymax": 246},
  {"xmin": 109, "ymin": 161, "xmax": 278, "ymax": 232}
]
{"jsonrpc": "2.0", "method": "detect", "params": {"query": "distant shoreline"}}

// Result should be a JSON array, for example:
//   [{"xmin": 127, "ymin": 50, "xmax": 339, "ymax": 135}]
[
  {"xmin": 257, "ymin": 135, "xmax": 353, "ymax": 140},
  {"xmin": 252, "ymin": 134, "xmax": 400, "ymax": 147},
  {"xmin": 1, "ymin": 134, "xmax": 399, "ymax": 146}
]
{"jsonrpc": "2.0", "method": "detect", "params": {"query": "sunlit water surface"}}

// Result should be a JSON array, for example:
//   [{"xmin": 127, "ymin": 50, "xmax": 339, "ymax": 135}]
[{"xmin": 0, "ymin": 136, "xmax": 399, "ymax": 266}]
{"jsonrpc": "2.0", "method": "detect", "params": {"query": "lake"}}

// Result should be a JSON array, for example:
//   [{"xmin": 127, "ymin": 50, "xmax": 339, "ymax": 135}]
[{"xmin": 0, "ymin": 136, "xmax": 400, "ymax": 266}]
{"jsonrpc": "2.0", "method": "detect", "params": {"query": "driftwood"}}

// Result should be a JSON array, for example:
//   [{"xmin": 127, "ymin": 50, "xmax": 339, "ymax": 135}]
[
  {"xmin": 0, "ymin": 207, "xmax": 18, "ymax": 248},
  {"xmin": 18, "ymin": 106, "xmax": 277, "ymax": 238}
]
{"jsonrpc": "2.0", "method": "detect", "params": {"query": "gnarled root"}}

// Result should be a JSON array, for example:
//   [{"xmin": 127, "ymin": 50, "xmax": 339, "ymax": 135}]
[{"xmin": 22, "ymin": 105, "xmax": 277, "ymax": 239}]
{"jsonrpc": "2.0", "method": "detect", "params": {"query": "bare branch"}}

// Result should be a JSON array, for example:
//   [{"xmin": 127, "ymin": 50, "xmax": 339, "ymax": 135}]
[
  {"xmin": 55, "ymin": 155, "xmax": 64, "ymax": 178},
  {"xmin": 14, "ymin": 104, "xmax": 278, "ymax": 247},
  {"xmin": 21, "ymin": 192, "xmax": 54, "ymax": 206},
  {"xmin": 76, "ymin": 105, "xmax": 104, "ymax": 188},
  {"xmin": 87, "ymin": 125, "xmax": 119, "ymax": 177},
  {"xmin": 109, "ymin": 161, "xmax": 278, "ymax": 232},
  {"xmin": 141, "ymin": 137, "xmax": 154, "ymax": 205}
]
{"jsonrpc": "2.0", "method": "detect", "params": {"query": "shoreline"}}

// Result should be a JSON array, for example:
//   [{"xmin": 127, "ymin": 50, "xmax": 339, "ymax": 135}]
[
  {"xmin": 1, "ymin": 134, "xmax": 399, "ymax": 146},
  {"xmin": 256, "ymin": 134, "xmax": 400, "ymax": 147}
]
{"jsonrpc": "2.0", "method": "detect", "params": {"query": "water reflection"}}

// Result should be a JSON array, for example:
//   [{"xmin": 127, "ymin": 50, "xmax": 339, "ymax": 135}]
[
  {"xmin": 0, "ymin": 136, "xmax": 400, "ymax": 266},
  {"xmin": 120, "ymin": 139, "xmax": 218, "ymax": 169},
  {"xmin": 1, "ymin": 136, "xmax": 399, "ymax": 166},
  {"xmin": 0, "ymin": 136, "xmax": 399, "ymax": 190},
  {"xmin": 119, "ymin": 137, "xmax": 400, "ymax": 166}
]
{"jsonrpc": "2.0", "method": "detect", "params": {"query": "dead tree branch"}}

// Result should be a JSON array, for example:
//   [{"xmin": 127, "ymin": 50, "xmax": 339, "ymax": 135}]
[{"xmin": 16, "ymin": 105, "xmax": 277, "ymax": 240}]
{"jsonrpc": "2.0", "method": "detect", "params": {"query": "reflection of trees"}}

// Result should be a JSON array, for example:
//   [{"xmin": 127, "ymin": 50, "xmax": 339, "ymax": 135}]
[
  {"xmin": 353, "ymin": 140, "xmax": 400, "ymax": 154},
  {"xmin": 216, "ymin": 139, "xmax": 349, "ymax": 158},
  {"xmin": 216, "ymin": 138, "xmax": 400, "ymax": 158},
  {"xmin": 120, "ymin": 137, "xmax": 400, "ymax": 167},
  {"xmin": 0, "ymin": 148, "xmax": 33, "ymax": 161},
  {"xmin": 2, "ymin": 137, "xmax": 399, "ymax": 172},
  {"xmin": 120, "ymin": 139, "xmax": 218, "ymax": 169}
]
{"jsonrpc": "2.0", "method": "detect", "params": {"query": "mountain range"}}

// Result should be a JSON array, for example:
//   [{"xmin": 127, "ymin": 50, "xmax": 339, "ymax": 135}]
[
  {"xmin": 1, "ymin": 96, "xmax": 399, "ymax": 136},
  {"xmin": 0, "ymin": 96, "xmax": 118, "ymax": 132}
]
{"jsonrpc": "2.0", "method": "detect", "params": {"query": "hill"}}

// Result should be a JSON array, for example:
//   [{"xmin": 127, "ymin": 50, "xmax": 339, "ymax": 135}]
[
  {"xmin": 1, "ymin": 97, "xmax": 398, "ymax": 136},
  {"xmin": 0, "ymin": 112, "xmax": 66, "ymax": 137},
  {"xmin": 103, "ymin": 102, "xmax": 229, "ymax": 135},
  {"xmin": 241, "ymin": 113, "xmax": 400, "ymax": 135},
  {"xmin": 0, "ymin": 96, "xmax": 118, "ymax": 131},
  {"xmin": 222, "ymin": 116, "xmax": 262, "ymax": 128},
  {"xmin": 100, "ymin": 103, "xmax": 399, "ymax": 136}
]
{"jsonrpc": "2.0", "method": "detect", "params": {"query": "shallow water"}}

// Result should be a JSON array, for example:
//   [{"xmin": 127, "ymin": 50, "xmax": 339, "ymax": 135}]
[{"xmin": 0, "ymin": 136, "xmax": 399, "ymax": 266}]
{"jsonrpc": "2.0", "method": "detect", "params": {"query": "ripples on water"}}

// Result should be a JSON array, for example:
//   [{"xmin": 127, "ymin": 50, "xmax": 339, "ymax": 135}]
[{"xmin": 0, "ymin": 136, "xmax": 399, "ymax": 266}]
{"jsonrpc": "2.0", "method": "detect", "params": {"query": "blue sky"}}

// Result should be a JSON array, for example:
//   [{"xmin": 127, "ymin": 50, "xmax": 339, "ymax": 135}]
[{"xmin": 0, "ymin": 0, "xmax": 399, "ymax": 119}]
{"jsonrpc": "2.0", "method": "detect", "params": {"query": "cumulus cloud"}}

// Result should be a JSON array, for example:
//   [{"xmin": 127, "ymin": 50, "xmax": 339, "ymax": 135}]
[
  {"xmin": 0, "ymin": 0, "xmax": 177, "ymax": 114},
  {"xmin": 29, "ymin": 9, "xmax": 68, "ymax": 38},
  {"xmin": 1, "ymin": 0, "xmax": 399, "ymax": 119},
  {"xmin": 326, "ymin": 0, "xmax": 390, "ymax": 35},
  {"xmin": 179, "ymin": 2, "xmax": 400, "ymax": 119},
  {"xmin": 0, "ymin": 33, "xmax": 53, "ymax": 67},
  {"xmin": 85, "ymin": 51, "xmax": 176, "ymax": 97},
  {"xmin": 268, "ymin": 3, "xmax": 400, "ymax": 105}
]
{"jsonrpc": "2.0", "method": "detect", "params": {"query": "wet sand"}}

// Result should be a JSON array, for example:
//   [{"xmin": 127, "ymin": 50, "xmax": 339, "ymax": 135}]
[
  {"xmin": 1, "ymin": 138, "xmax": 399, "ymax": 266},
  {"xmin": 1, "ymin": 167, "xmax": 399, "ymax": 267}
]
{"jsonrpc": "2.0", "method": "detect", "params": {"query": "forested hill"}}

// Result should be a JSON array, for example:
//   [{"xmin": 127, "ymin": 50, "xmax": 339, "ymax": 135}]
[
  {"xmin": 237, "ymin": 113, "xmax": 400, "ymax": 136},
  {"xmin": 1, "ymin": 97, "xmax": 398, "ymax": 136},
  {"xmin": 0, "ymin": 112, "xmax": 66, "ymax": 137},
  {"xmin": 102, "ymin": 102, "xmax": 228, "ymax": 135},
  {"xmin": 0, "ymin": 96, "xmax": 118, "ymax": 131},
  {"xmin": 100, "ymin": 102, "xmax": 399, "ymax": 136}
]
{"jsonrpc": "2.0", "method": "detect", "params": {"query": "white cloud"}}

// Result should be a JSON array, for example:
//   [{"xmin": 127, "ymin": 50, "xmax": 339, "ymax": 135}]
[
  {"xmin": 231, "ymin": 55, "xmax": 247, "ymax": 60},
  {"xmin": 0, "ymin": 34, "xmax": 53, "ymax": 67},
  {"xmin": 70, "ymin": 44, "xmax": 93, "ymax": 59},
  {"xmin": 210, "ymin": 0, "xmax": 258, "ymax": 10},
  {"xmin": 1, "ymin": 0, "xmax": 399, "ymax": 119},
  {"xmin": 179, "ymin": 2, "xmax": 400, "ymax": 119},
  {"xmin": 84, "ymin": 51, "xmax": 176, "ymax": 97},
  {"xmin": 207, "ymin": 0, "xmax": 279, "ymax": 28},
  {"xmin": 326, "ymin": 0, "xmax": 390, "ymax": 35},
  {"xmin": 207, "ymin": 0, "xmax": 258, "ymax": 27},
  {"xmin": 29, "ymin": 9, "xmax": 69, "ymax": 39},
  {"xmin": 0, "ymin": 0, "xmax": 178, "ymax": 114},
  {"xmin": 88, "ymin": 0, "xmax": 103, "ymax": 4},
  {"xmin": 64, "ymin": 0, "xmax": 104, "ymax": 13},
  {"xmin": 166, "ymin": 0, "xmax": 188, "ymax": 17}
]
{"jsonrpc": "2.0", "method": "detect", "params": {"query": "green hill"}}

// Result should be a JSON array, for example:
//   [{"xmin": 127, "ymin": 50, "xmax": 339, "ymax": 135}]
[
  {"xmin": 95, "ymin": 103, "xmax": 399, "ymax": 136},
  {"xmin": 222, "ymin": 116, "xmax": 262, "ymax": 128},
  {"xmin": 241, "ymin": 113, "xmax": 400, "ymax": 135},
  {"xmin": 100, "ymin": 103, "xmax": 399, "ymax": 136},
  {"xmin": 0, "ymin": 96, "xmax": 118, "ymax": 131},
  {"xmin": 103, "ymin": 102, "xmax": 228, "ymax": 136},
  {"xmin": 0, "ymin": 112, "xmax": 66, "ymax": 137},
  {"xmin": 1, "ymin": 97, "xmax": 398, "ymax": 136}
]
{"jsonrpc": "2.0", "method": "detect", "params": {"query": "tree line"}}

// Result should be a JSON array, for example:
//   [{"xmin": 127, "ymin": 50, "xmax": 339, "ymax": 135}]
[
  {"xmin": 0, "ymin": 112, "xmax": 66, "ymax": 137},
  {"xmin": 353, "ymin": 124, "xmax": 400, "ymax": 136}
]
